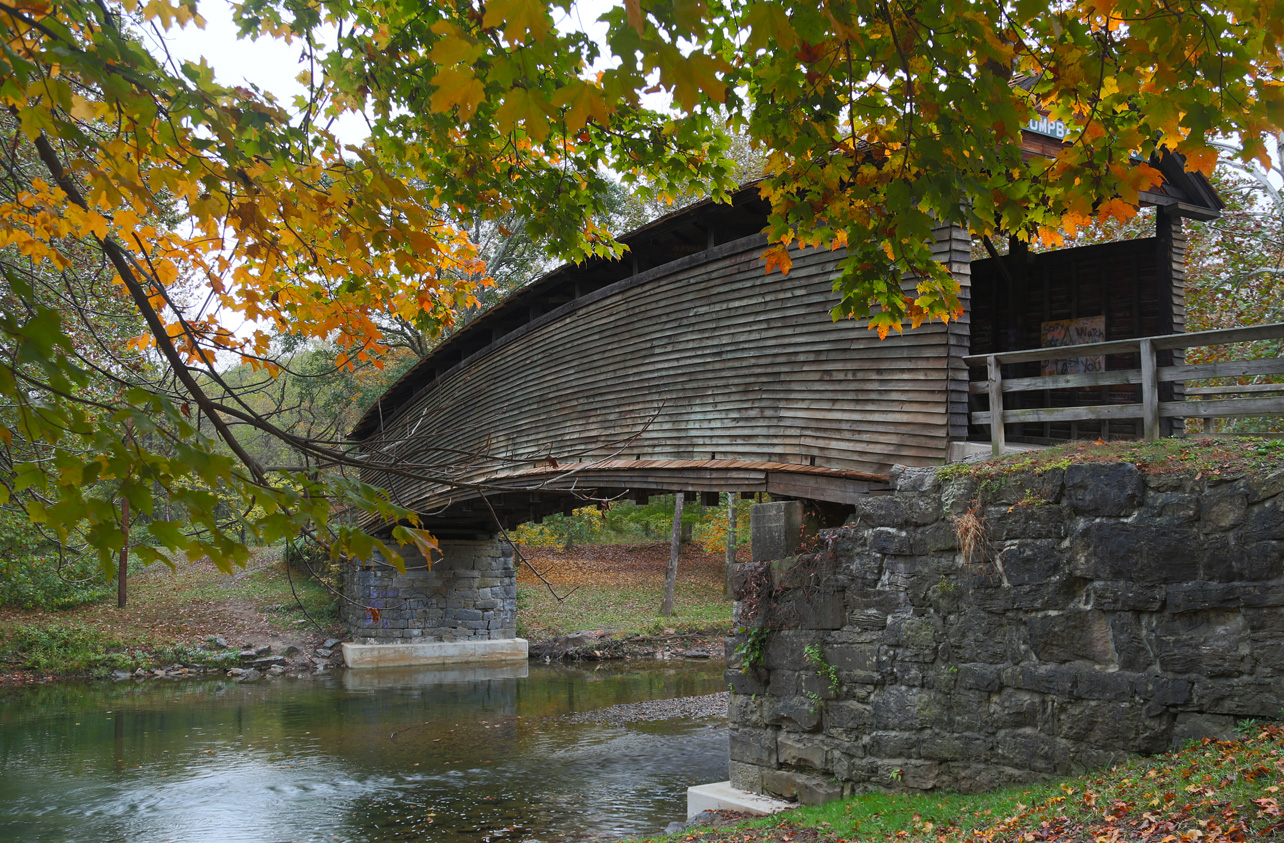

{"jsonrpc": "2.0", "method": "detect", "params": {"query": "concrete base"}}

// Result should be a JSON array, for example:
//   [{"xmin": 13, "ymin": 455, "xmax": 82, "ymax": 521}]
[
  {"xmin": 686, "ymin": 781, "xmax": 795, "ymax": 819},
  {"xmin": 342, "ymin": 661, "xmax": 529, "ymax": 689},
  {"xmin": 342, "ymin": 638, "xmax": 528, "ymax": 669},
  {"xmin": 947, "ymin": 440, "xmax": 1048, "ymax": 463}
]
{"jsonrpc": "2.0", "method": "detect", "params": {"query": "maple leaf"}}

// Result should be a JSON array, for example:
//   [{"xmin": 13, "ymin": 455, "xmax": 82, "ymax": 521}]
[
  {"xmin": 430, "ymin": 67, "xmax": 486, "ymax": 121},
  {"xmin": 482, "ymin": 0, "xmax": 550, "ymax": 44},
  {"xmin": 762, "ymin": 243, "xmax": 793, "ymax": 276}
]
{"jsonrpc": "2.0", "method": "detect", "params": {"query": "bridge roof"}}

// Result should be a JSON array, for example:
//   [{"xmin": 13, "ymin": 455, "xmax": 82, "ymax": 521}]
[{"xmin": 352, "ymin": 183, "xmax": 772, "ymax": 441}]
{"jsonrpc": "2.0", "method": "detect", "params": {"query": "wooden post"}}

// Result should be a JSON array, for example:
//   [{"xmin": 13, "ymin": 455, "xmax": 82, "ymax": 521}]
[
  {"xmin": 1141, "ymin": 337, "xmax": 1160, "ymax": 441},
  {"xmin": 661, "ymin": 492, "xmax": 684, "ymax": 616},
  {"xmin": 987, "ymin": 354, "xmax": 1006, "ymax": 456},
  {"xmin": 724, "ymin": 492, "xmax": 737, "ymax": 600}
]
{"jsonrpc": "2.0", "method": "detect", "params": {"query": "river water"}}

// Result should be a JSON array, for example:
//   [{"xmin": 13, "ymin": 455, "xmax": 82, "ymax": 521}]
[{"xmin": 0, "ymin": 659, "xmax": 729, "ymax": 843}]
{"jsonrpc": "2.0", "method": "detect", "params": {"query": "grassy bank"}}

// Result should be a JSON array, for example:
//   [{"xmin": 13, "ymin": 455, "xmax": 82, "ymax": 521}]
[
  {"xmin": 0, "ymin": 548, "xmax": 339, "ymax": 681},
  {"xmin": 0, "ymin": 540, "xmax": 737, "ymax": 681},
  {"xmin": 626, "ymin": 721, "xmax": 1284, "ymax": 842},
  {"xmin": 516, "ymin": 542, "xmax": 737, "ymax": 640}
]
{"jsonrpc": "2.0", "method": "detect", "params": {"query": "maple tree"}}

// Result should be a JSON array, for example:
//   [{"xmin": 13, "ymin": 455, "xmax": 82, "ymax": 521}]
[{"xmin": 1, "ymin": 0, "xmax": 1282, "ymax": 571}]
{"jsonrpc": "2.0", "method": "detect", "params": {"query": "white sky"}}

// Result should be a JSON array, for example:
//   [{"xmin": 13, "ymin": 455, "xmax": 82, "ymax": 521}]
[{"xmin": 155, "ymin": 0, "xmax": 634, "ymax": 147}]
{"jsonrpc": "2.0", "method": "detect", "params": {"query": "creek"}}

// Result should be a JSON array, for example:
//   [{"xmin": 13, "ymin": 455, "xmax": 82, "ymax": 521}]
[{"xmin": 0, "ymin": 659, "xmax": 728, "ymax": 843}]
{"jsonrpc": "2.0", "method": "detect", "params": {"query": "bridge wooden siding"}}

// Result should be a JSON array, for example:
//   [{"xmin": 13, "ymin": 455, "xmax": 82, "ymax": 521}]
[{"xmin": 356, "ymin": 220, "xmax": 971, "ymax": 534}]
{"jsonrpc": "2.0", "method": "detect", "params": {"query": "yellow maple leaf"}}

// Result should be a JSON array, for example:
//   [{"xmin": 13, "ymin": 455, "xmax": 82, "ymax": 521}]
[
  {"xmin": 553, "ymin": 80, "xmax": 613, "ymax": 132},
  {"xmin": 430, "ymin": 67, "xmax": 486, "ymax": 122},
  {"xmin": 482, "ymin": 0, "xmax": 550, "ymax": 45},
  {"xmin": 494, "ymin": 86, "xmax": 552, "ymax": 143}
]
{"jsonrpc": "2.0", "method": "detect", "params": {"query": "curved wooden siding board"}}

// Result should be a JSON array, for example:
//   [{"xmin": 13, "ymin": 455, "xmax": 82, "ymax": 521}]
[{"xmin": 362, "ymin": 236, "xmax": 954, "ymax": 509}]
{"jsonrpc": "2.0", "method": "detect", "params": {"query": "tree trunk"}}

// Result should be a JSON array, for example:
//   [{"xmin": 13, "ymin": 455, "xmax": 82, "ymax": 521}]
[
  {"xmin": 118, "ymin": 419, "xmax": 132, "ymax": 610},
  {"xmin": 660, "ymin": 492, "xmax": 684, "ymax": 616},
  {"xmin": 117, "ymin": 494, "xmax": 129, "ymax": 609},
  {"xmin": 725, "ymin": 492, "xmax": 737, "ymax": 599}
]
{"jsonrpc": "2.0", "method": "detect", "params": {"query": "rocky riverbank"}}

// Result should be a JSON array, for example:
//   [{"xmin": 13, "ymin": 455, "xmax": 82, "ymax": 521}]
[{"xmin": 104, "ymin": 635, "xmax": 348, "ymax": 683}]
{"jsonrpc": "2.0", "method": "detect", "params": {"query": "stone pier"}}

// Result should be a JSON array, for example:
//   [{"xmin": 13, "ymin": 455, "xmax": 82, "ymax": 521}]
[{"xmin": 341, "ymin": 536, "xmax": 526, "ymax": 667}]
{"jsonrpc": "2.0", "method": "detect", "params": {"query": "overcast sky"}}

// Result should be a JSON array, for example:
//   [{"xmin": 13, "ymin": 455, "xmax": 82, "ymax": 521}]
[{"xmin": 154, "ymin": 0, "xmax": 628, "ymax": 146}]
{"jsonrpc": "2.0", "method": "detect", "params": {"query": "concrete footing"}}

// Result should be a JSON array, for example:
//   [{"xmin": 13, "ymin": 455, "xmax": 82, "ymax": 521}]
[
  {"xmin": 342, "ymin": 637, "xmax": 528, "ymax": 669},
  {"xmin": 686, "ymin": 781, "xmax": 794, "ymax": 819}
]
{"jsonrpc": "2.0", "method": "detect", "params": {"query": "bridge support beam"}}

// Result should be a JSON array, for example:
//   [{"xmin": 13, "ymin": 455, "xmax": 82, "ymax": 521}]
[
  {"xmin": 341, "ymin": 536, "xmax": 526, "ymax": 668},
  {"xmin": 750, "ymin": 501, "xmax": 805, "ymax": 562}
]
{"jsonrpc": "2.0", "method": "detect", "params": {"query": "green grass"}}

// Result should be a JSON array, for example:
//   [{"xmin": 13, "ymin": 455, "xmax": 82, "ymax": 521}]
[
  {"xmin": 0, "ymin": 622, "xmax": 235, "ymax": 676},
  {"xmin": 938, "ymin": 435, "xmax": 1284, "ymax": 484},
  {"xmin": 618, "ymin": 721, "xmax": 1284, "ymax": 843},
  {"xmin": 516, "ymin": 581, "xmax": 732, "ymax": 639},
  {"xmin": 159, "ymin": 556, "xmax": 338, "ymax": 624}
]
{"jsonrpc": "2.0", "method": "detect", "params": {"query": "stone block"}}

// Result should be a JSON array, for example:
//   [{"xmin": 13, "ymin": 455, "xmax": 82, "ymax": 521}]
[
  {"xmin": 769, "ymin": 697, "xmax": 823, "ymax": 732},
  {"xmin": 782, "ymin": 592, "xmax": 845, "ymax": 630},
  {"xmin": 1028, "ymin": 611, "xmax": 1114, "ymax": 664},
  {"xmin": 1166, "ymin": 581, "xmax": 1281, "ymax": 613},
  {"xmin": 1069, "ymin": 520, "xmax": 1202, "ymax": 584},
  {"xmin": 1242, "ymin": 499, "xmax": 1284, "ymax": 542},
  {"xmin": 1142, "ymin": 491, "xmax": 1200, "ymax": 523},
  {"xmin": 856, "ymin": 496, "xmax": 906, "ymax": 528},
  {"xmin": 777, "ymin": 733, "xmax": 827, "ymax": 769},
  {"xmin": 946, "ymin": 610, "xmax": 1012, "ymax": 664},
  {"xmin": 1084, "ymin": 581, "xmax": 1166, "ymax": 611},
  {"xmin": 995, "ymin": 539, "xmax": 1064, "ymax": 585},
  {"xmin": 1107, "ymin": 614, "xmax": 1154, "ymax": 672},
  {"xmin": 729, "ymin": 761, "xmax": 764, "ymax": 793},
  {"xmin": 1151, "ymin": 611, "xmax": 1250, "ymax": 677},
  {"xmin": 1064, "ymin": 463, "xmax": 1144, "ymax": 516},
  {"xmin": 1171, "ymin": 712, "xmax": 1237, "ymax": 747},
  {"xmin": 761, "ymin": 770, "xmax": 843, "ymax": 805},
  {"xmin": 918, "ymin": 521, "xmax": 959, "ymax": 553},
  {"xmin": 987, "ymin": 506, "xmax": 1067, "ymax": 542},
  {"xmin": 1193, "ymin": 679, "xmax": 1284, "ymax": 717},
  {"xmin": 869, "ymin": 527, "xmax": 912, "ymax": 555},
  {"xmin": 994, "ymin": 728, "xmax": 1062, "ymax": 774},
  {"xmin": 892, "ymin": 465, "xmax": 942, "ymax": 493},
  {"xmin": 1201, "ymin": 483, "xmax": 1249, "ymax": 531},
  {"xmin": 956, "ymin": 663, "xmax": 1001, "ymax": 692},
  {"xmin": 1003, "ymin": 664, "xmax": 1077, "ymax": 696},
  {"xmin": 825, "ymin": 700, "xmax": 873, "ymax": 732},
  {"xmin": 867, "ymin": 730, "xmax": 920, "ymax": 758},
  {"xmin": 872, "ymin": 686, "xmax": 922, "ymax": 730},
  {"xmin": 752, "ymin": 501, "xmax": 805, "ymax": 562},
  {"xmin": 920, "ymin": 731, "xmax": 988, "ymax": 762},
  {"xmin": 730, "ymin": 728, "xmax": 777, "ymax": 766}
]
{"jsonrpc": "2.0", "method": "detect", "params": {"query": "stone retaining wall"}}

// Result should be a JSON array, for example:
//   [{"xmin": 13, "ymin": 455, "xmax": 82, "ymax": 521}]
[
  {"xmin": 727, "ymin": 463, "xmax": 1284, "ymax": 804},
  {"xmin": 342, "ymin": 538, "xmax": 517, "ymax": 642}
]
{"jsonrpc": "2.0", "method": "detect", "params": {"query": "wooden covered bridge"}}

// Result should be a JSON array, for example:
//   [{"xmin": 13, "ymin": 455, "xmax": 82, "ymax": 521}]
[
  {"xmin": 339, "ymin": 126, "xmax": 1243, "ymax": 658},
  {"xmin": 349, "ymin": 131, "xmax": 1225, "ymax": 542}
]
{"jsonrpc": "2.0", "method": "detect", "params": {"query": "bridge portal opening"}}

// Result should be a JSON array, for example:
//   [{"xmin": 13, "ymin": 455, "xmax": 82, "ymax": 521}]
[{"xmin": 966, "ymin": 209, "xmax": 1188, "ymax": 447}]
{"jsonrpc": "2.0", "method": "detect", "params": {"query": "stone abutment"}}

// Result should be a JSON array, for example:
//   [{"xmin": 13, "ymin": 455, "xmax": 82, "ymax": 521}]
[
  {"xmin": 342, "ymin": 537, "xmax": 517, "ymax": 643},
  {"xmin": 729, "ymin": 463, "xmax": 1284, "ymax": 804}
]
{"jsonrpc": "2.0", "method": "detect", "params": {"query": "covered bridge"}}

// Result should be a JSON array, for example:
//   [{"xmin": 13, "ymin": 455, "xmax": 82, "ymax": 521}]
[
  {"xmin": 339, "ymin": 129, "xmax": 1222, "ymax": 656},
  {"xmin": 350, "ymin": 138, "xmax": 1221, "ymax": 537}
]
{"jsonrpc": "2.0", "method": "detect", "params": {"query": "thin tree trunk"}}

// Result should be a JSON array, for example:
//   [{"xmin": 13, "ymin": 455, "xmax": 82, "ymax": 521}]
[
  {"xmin": 118, "ymin": 419, "xmax": 132, "ymax": 609},
  {"xmin": 660, "ymin": 492, "xmax": 684, "ymax": 616},
  {"xmin": 118, "ymin": 495, "xmax": 129, "ymax": 609},
  {"xmin": 725, "ymin": 492, "xmax": 737, "ymax": 599}
]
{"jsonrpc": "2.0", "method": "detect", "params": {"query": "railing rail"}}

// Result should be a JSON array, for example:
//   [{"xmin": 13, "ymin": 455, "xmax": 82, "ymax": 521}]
[{"xmin": 963, "ymin": 322, "xmax": 1284, "ymax": 456}]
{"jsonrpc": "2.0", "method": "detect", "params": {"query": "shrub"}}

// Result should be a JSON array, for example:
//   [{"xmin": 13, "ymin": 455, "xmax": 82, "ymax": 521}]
[{"xmin": 0, "ymin": 509, "xmax": 110, "ymax": 610}]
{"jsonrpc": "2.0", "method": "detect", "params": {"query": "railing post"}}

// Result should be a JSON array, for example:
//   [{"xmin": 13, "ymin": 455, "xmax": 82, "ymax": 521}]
[
  {"xmin": 987, "ymin": 354, "xmax": 1005, "ymax": 456},
  {"xmin": 1140, "ymin": 337, "xmax": 1159, "ymax": 441}
]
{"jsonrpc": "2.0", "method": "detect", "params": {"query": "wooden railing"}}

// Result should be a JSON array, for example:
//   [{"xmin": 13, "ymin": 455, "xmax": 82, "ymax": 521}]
[{"xmin": 965, "ymin": 323, "xmax": 1284, "ymax": 456}]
